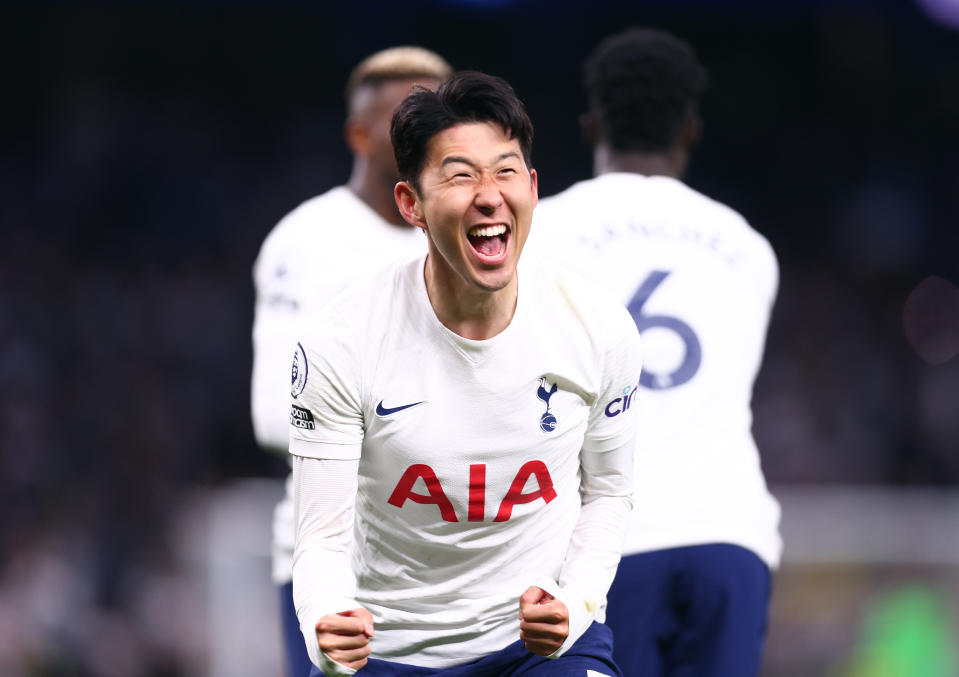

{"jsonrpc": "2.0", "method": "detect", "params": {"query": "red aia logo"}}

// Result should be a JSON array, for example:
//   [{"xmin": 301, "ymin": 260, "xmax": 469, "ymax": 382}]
[{"xmin": 387, "ymin": 461, "xmax": 557, "ymax": 522}]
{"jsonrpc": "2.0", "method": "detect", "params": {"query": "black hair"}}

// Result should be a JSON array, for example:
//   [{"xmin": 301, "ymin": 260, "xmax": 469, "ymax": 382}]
[
  {"xmin": 390, "ymin": 70, "xmax": 534, "ymax": 191},
  {"xmin": 584, "ymin": 27, "xmax": 708, "ymax": 153}
]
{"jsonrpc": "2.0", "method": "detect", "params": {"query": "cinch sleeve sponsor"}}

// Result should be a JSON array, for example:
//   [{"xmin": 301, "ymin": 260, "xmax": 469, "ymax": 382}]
[{"xmin": 584, "ymin": 306, "xmax": 644, "ymax": 453}]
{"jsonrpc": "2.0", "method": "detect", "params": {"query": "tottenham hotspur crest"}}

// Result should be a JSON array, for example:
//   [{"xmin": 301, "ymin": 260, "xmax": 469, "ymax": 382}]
[{"xmin": 537, "ymin": 377, "xmax": 558, "ymax": 433}]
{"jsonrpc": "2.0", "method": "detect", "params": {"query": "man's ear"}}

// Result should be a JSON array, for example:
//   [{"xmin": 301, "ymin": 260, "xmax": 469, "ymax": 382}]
[
  {"xmin": 344, "ymin": 118, "xmax": 373, "ymax": 156},
  {"xmin": 394, "ymin": 181, "xmax": 427, "ymax": 231},
  {"xmin": 682, "ymin": 113, "xmax": 703, "ymax": 151}
]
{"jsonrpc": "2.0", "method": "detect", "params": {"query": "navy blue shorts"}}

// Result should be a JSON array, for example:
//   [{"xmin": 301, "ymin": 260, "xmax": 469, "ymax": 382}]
[
  {"xmin": 280, "ymin": 582, "xmax": 314, "ymax": 677},
  {"xmin": 308, "ymin": 621, "xmax": 620, "ymax": 677},
  {"xmin": 604, "ymin": 543, "xmax": 771, "ymax": 677}
]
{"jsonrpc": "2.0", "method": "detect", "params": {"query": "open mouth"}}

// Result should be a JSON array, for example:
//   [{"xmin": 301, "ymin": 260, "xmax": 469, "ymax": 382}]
[{"xmin": 467, "ymin": 224, "xmax": 510, "ymax": 262}]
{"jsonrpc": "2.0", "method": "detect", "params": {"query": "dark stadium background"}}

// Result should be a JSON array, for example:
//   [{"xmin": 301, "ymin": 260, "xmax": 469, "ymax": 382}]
[{"xmin": 2, "ymin": 1, "xmax": 957, "ymax": 675}]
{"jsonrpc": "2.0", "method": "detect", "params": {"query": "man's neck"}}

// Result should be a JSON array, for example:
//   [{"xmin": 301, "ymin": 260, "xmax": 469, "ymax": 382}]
[
  {"xmin": 348, "ymin": 172, "xmax": 410, "ymax": 227},
  {"xmin": 423, "ymin": 255, "xmax": 518, "ymax": 341},
  {"xmin": 593, "ymin": 145, "xmax": 686, "ymax": 180}
]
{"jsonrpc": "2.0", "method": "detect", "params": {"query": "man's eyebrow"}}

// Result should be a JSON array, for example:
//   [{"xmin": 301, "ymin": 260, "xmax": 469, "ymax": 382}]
[
  {"xmin": 440, "ymin": 151, "xmax": 522, "ymax": 168},
  {"xmin": 441, "ymin": 155, "xmax": 474, "ymax": 168}
]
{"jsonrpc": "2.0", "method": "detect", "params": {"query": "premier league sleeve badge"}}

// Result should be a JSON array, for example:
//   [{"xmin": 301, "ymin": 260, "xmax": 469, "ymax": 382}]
[{"xmin": 291, "ymin": 342, "xmax": 308, "ymax": 398}]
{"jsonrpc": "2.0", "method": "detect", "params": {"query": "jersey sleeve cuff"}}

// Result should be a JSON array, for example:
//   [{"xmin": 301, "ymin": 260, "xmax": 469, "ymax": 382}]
[{"xmin": 531, "ymin": 576, "xmax": 597, "ymax": 659}]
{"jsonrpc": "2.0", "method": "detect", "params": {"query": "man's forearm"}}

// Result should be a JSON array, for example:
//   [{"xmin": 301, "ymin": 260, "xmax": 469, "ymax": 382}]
[
  {"xmin": 547, "ymin": 439, "xmax": 634, "ymax": 655},
  {"xmin": 292, "ymin": 455, "xmax": 361, "ymax": 668}
]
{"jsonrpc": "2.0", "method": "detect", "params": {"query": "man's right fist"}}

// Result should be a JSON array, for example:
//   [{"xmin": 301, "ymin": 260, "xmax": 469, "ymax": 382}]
[{"xmin": 316, "ymin": 607, "xmax": 375, "ymax": 671}]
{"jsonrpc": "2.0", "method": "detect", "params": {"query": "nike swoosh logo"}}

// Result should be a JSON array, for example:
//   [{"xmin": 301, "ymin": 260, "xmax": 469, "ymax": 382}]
[{"xmin": 375, "ymin": 400, "xmax": 425, "ymax": 416}]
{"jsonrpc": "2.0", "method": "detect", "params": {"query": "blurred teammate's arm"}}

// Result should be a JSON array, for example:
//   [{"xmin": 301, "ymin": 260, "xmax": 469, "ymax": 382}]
[
  {"xmin": 251, "ymin": 237, "xmax": 301, "ymax": 452},
  {"xmin": 251, "ymin": 310, "xmax": 298, "ymax": 450}
]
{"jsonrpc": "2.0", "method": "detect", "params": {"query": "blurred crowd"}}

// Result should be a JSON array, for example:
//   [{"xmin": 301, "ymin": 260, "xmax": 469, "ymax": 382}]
[{"xmin": 1, "ymin": 3, "xmax": 957, "ymax": 675}]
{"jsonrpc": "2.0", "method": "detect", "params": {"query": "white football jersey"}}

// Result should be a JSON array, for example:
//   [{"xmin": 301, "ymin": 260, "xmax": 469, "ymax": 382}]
[
  {"xmin": 251, "ymin": 185, "xmax": 426, "ymax": 583},
  {"xmin": 531, "ymin": 172, "xmax": 782, "ymax": 567},
  {"xmin": 290, "ymin": 255, "xmax": 642, "ymax": 668}
]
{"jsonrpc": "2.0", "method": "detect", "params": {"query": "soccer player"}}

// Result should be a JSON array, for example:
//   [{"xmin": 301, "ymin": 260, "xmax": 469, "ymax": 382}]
[
  {"xmin": 290, "ymin": 71, "xmax": 643, "ymax": 676},
  {"xmin": 251, "ymin": 46, "xmax": 452, "ymax": 677},
  {"xmin": 532, "ymin": 28, "xmax": 782, "ymax": 677}
]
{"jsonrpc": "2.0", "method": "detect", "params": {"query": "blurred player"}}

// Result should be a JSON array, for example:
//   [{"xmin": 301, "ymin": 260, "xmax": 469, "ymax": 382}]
[
  {"xmin": 532, "ymin": 28, "xmax": 782, "ymax": 677},
  {"xmin": 251, "ymin": 46, "xmax": 452, "ymax": 677},
  {"xmin": 290, "ymin": 71, "xmax": 642, "ymax": 676}
]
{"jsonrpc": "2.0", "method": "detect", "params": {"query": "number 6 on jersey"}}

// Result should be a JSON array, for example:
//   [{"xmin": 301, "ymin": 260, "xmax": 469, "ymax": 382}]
[{"xmin": 628, "ymin": 270, "xmax": 702, "ymax": 390}]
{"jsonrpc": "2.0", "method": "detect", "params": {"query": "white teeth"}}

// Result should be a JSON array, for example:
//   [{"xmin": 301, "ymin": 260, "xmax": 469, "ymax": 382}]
[{"xmin": 468, "ymin": 224, "xmax": 507, "ymax": 238}]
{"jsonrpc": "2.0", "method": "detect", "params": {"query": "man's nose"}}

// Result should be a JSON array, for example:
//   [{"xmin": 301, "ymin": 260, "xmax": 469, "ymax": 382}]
[{"xmin": 473, "ymin": 176, "xmax": 504, "ymax": 213}]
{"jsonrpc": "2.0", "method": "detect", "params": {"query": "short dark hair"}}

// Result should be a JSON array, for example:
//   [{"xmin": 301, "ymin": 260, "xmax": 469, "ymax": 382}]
[
  {"xmin": 390, "ymin": 70, "xmax": 534, "ymax": 191},
  {"xmin": 584, "ymin": 27, "xmax": 708, "ymax": 153}
]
